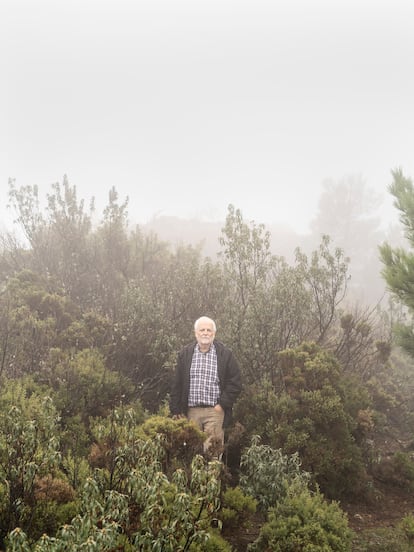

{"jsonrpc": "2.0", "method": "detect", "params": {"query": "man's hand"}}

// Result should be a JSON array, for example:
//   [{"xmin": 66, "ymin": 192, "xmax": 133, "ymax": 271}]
[{"xmin": 214, "ymin": 404, "xmax": 224, "ymax": 413}]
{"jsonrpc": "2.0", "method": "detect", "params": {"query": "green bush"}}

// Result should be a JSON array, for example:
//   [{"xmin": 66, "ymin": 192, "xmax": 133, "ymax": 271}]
[
  {"xmin": 190, "ymin": 531, "xmax": 234, "ymax": 551},
  {"xmin": 390, "ymin": 452, "xmax": 414, "ymax": 489},
  {"xmin": 373, "ymin": 452, "xmax": 414, "ymax": 491},
  {"xmin": 352, "ymin": 525, "xmax": 412, "ymax": 552},
  {"xmin": 400, "ymin": 513, "xmax": 414, "ymax": 545},
  {"xmin": 219, "ymin": 486, "xmax": 257, "ymax": 530},
  {"xmin": 0, "ymin": 392, "xmax": 61, "ymax": 537},
  {"xmin": 7, "ymin": 440, "xmax": 223, "ymax": 551},
  {"xmin": 235, "ymin": 344, "xmax": 370, "ymax": 500},
  {"xmin": 239, "ymin": 436, "xmax": 310, "ymax": 511},
  {"xmin": 136, "ymin": 414, "xmax": 206, "ymax": 472},
  {"xmin": 24, "ymin": 499, "xmax": 79, "ymax": 542},
  {"xmin": 248, "ymin": 486, "xmax": 353, "ymax": 552}
]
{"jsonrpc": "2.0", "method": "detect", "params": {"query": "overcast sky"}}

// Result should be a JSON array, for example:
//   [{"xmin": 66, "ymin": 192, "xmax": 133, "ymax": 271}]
[{"xmin": 1, "ymin": 0, "xmax": 413, "ymax": 234}]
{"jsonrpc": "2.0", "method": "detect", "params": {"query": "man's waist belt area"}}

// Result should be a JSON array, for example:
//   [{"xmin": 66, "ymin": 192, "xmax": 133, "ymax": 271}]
[{"xmin": 190, "ymin": 404, "xmax": 215, "ymax": 408}]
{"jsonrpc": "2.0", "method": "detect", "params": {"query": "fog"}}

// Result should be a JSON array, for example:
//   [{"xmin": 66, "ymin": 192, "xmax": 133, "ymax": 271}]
[{"xmin": 1, "ymin": 0, "xmax": 413, "ymax": 235}]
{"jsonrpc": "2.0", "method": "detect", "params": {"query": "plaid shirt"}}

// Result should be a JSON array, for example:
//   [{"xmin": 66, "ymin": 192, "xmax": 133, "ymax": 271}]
[{"xmin": 188, "ymin": 343, "xmax": 220, "ymax": 407}]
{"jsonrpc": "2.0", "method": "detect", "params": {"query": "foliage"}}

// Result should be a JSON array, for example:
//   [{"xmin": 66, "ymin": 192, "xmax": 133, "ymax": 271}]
[
  {"xmin": 49, "ymin": 348, "xmax": 134, "ymax": 421},
  {"xmin": 239, "ymin": 436, "xmax": 310, "ymax": 512},
  {"xmin": 218, "ymin": 206, "xmax": 356, "ymax": 387},
  {"xmin": 235, "ymin": 344, "xmax": 370, "ymax": 499},
  {"xmin": 7, "ymin": 477, "xmax": 129, "ymax": 551},
  {"xmin": 379, "ymin": 169, "xmax": 414, "ymax": 357},
  {"xmin": 2, "ymin": 185, "xmax": 387, "ymax": 412},
  {"xmin": 61, "ymin": 449, "xmax": 91, "ymax": 492},
  {"xmin": 219, "ymin": 204, "xmax": 276, "ymax": 314},
  {"xmin": 0, "ymin": 388, "xmax": 61, "ymax": 537},
  {"xmin": 372, "ymin": 452, "xmax": 414, "ymax": 492},
  {"xmin": 399, "ymin": 513, "xmax": 414, "ymax": 544},
  {"xmin": 352, "ymin": 525, "xmax": 412, "ymax": 552},
  {"xmin": 248, "ymin": 485, "xmax": 353, "ymax": 552},
  {"xmin": 88, "ymin": 404, "xmax": 150, "ymax": 492},
  {"xmin": 136, "ymin": 414, "xmax": 206, "ymax": 472},
  {"xmin": 295, "ymin": 234, "xmax": 349, "ymax": 344},
  {"xmin": 189, "ymin": 531, "xmax": 234, "ymax": 551},
  {"xmin": 8, "ymin": 178, "xmax": 96, "ymax": 306},
  {"xmin": 2, "ymin": 180, "xmax": 413, "ymax": 545},
  {"xmin": 88, "ymin": 409, "xmax": 205, "ymax": 488},
  {"xmin": 23, "ymin": 499, "xmax": 79, "ymax": 544},
  {"xmin": 334, "ymin": 305, "xmax": 392, "ymax": 380},
  {"xmin": 130, "ymin": 451, "xmax": 222, "ymax": 551},
  {"xmin": 0, "ymin": 270, "xmax": 78, "ymax": 378},
  {"xmin": 393, "ymin": 451, "xmax": 414, "ymax": 486},
  {"xmin": 218, "ymin": 486, "xmax": 257, "ymax": 530},
  {"xmin": 7, "ymin": 433, "xmax": 223, "ymax": 551}
]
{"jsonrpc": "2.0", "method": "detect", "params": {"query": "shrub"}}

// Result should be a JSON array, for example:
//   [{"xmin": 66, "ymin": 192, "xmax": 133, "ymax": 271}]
[
  {"xmin": 34, "ymin": 475, "xmax": 75, "ymax": 503},
  {"xmin": 352, "ymin": 525, "xmax": 412, "ymax": 552},
  {"xmin": 23, "ymin": 499, "xmax": 79, "ymax": 542},
  {"xmin": 0, "ymin": 394, "xmax": 61, "ymax": 537},
  {"xmin": 235, "ymin": 344, "xmax": 371, "ymax": 500},
  {"xmin": 239, "ymin": 436, "xmax": 310, "ymax": 511},
  {"xmin": 219, "ymin": 486, "xmax": 257, "ymax": 530},
  {"xmin": 136, "ymin": 414, "xmax": 206, "ymax": 472},
  {"xmin": 6, "ymin": 447, "xmax": 223, "ymax": 551},
  {"xmin": 248, "ymin": 486, "xmax": 353, "ymax": 552},
  {"xmin": 390, "ymin": 452, "xmax": 414, "ymax": 489},
  {"xmin": 400, "ymin": 513, "xmax": 414, "ymax": 545},
  {"xmin": 373, "ymin": 452, "xmax": 414, "ymax": 491},
  {"xmin": 190, "ymin": 531, "xmax": 234, "ymax": 551}
]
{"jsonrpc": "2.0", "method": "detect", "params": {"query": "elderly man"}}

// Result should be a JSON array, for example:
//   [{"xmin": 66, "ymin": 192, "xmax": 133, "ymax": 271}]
[{"xmin": 170, "ymin": 316, "xmax": 242, "ymax": 457}]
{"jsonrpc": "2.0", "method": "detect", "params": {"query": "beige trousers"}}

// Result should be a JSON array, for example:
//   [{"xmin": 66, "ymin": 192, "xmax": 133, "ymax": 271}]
[{"xmin": 187, "ymin": 406, "xmax": 225, "ymax": 457}]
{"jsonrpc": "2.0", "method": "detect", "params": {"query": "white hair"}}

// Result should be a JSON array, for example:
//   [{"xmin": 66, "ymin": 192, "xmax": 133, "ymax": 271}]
[{"xmin": 194, "ymin": 316, "xmax": 216, "ymax": 332}]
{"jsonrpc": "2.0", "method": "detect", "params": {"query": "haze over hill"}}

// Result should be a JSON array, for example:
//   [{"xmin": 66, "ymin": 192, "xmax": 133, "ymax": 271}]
[{"xmin": 0, "ymin": 172, "xmax": 405, "ymax": 308}]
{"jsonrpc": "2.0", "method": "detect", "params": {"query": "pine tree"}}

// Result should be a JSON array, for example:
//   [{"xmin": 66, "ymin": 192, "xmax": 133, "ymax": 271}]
[{"xmin": 379, "ymin": 169, "xmax": 414, "ymax": 356}]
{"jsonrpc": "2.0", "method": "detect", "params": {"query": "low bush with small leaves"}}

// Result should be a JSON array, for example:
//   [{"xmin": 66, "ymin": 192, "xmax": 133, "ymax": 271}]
[
  {"xmin": 248, "ymin": 485, "xmax": 353, "ymax": 552},
  {"xmin": 189, "ymin": 531, "xmax": 234, "ymax": 552},
  {"xmin": 352, "ymin": 525, "xmax": 412, "ymax": 552},
  {"xmin": 219, "ymin": 486, "xmax": 257, "ymax": 530}
]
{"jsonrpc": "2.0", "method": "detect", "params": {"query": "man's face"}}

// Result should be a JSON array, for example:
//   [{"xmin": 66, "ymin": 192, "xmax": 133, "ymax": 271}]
[{"xmin": 195, "ymin": 320, "xmax": 216, "ymax": 349}]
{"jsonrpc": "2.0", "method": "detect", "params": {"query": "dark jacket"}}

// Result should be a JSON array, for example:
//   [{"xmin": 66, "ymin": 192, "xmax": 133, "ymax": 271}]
[{"xmin": 170, "ymin": 340, "xmax": 242, "ymax": 427}]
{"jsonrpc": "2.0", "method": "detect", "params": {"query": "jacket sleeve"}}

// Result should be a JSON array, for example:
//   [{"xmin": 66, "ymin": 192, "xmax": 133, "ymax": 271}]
[
  {"xmin": 218, "ymin": 350, "xmax": 242, "ymax": 410},
  {"xmin": 170, "ymin": 345, "xmax": 192, "ymax": 416}
]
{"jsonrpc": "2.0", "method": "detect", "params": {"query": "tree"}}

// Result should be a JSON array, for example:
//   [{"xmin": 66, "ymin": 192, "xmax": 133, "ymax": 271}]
[
  {"xmin": 219, "ymin": 204, "xmax": 276, "ymax": 332},
  {"xmin": 0, "ymin": 270, "xmax": 78, "ymax": 378},
  {"xmin": 379, "ymin": 169, "xmax": 414, "ymax": 357},
  {"xmin": 91, "ymin": 187, "xmax": 130, "ymax": 319},
  {"xmin": 8, "ymin": 177, "xmax": 95, "ymax": 306},
  {"xmin": 218, "ymin": 206, "xmax": 351, "ymax": 385},
  {"xmin": 295, "ymin": 234, "xmax": 349, "ymax": 345},
  {"xmin": 218, "ymin": 205, "xmax": 288, "ymax": 383}
]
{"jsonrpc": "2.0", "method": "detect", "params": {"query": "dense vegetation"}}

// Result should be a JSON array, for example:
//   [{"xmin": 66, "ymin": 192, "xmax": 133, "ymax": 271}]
[{"xmin": 1, "ymin": 175, "xmax": 414, "ymax": 550}]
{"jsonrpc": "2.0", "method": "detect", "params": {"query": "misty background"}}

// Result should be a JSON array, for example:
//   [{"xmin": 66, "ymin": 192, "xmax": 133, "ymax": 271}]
[{"xmin": 1, "ymin": 0, "xmax": 414, "ymax": 303}]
